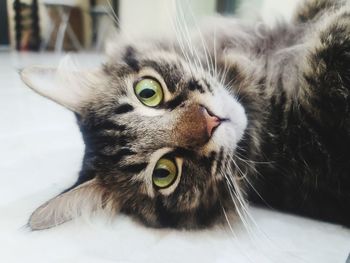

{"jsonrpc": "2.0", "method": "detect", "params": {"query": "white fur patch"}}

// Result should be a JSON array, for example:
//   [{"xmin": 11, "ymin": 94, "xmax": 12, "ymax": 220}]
[{"xmin": 195, "ymin": 83, "xmax": 248, "ymax": 154}]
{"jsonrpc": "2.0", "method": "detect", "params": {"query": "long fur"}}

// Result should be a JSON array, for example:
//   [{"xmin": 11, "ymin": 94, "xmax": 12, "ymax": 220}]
[{"xmin": 22, "ymin": 0, "xmax": 350, "ymax": 230}]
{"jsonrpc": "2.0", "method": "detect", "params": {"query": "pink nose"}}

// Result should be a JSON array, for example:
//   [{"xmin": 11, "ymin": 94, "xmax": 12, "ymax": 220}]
[{"xmin": 202, "ymin": 107, "xmax": 221, "ymax": 137}]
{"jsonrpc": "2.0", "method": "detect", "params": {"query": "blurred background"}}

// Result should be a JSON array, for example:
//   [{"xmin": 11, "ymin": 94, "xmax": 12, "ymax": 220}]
[{"xmin": 0, "ymin": 0, "xmax": 297, "ymax": 53}]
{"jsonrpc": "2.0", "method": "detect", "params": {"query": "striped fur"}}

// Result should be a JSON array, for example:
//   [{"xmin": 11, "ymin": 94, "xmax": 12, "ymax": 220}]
[{"xmin": 23, "ymin": 0, "xmax": 350, "ymax": 230}]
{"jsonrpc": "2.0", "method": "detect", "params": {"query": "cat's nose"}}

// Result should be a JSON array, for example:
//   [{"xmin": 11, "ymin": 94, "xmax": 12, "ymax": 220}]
[
  {"xmin": 202, "ymin": 106, "xmax": 221, "ymax": 137},
  {"xmin": 172, "ymin": 104, "xmax": 221, "ymax": 148}
]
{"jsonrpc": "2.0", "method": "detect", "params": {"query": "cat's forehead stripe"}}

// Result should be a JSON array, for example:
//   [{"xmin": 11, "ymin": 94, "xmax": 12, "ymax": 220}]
[
  {"xmin": 97, "ymin": 148, "xmax": 135, "ymax": 164},
  {"xmin": 164, "ymin": 93, "xmax": 187, "ymax": 110},
  {"xmin": 87, "ymin": 133, "xmax": 131, "ymax": 151},
  {"xmin": 118, "ymin": 162, "xmax": 148, "ymax": 174},
  {"xmin": 93, "ymin": 121, "xmax": 127, "ymax": 132},
  {"xmin": 82, "ymin": 115, "xmax": 127, "ymax": 133},
  {"xmin": 114, "ymin": 103, "xmax": 134, "ymax": 115}
]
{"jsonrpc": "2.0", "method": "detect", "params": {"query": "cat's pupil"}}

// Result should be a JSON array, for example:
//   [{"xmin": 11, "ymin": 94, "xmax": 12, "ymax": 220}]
[
  {"xmin": 154, "ymin": 168, "xmax": 170, "ymax": 178},
  {"xmin": 139, "ymin": 88, "xmax": 155, "ymax": 98}
]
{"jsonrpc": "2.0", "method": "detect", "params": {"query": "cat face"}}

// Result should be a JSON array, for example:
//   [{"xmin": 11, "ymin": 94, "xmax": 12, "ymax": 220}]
[{"xmin": 21, "ymin": 42, "xmax": 247, "ymax": 230}]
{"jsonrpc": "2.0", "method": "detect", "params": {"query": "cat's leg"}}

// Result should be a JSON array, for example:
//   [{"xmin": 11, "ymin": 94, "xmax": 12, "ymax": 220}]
[
  {"xmin": 294, "ymin": 0, "xmax": 344, "ymax": 23},
  {"xmin": 300, "ymin": 11, "xmax": 350, "ymax": 129}
]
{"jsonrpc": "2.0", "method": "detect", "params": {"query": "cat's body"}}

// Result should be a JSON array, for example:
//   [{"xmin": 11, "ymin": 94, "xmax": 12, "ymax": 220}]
[
  {"xmin": 206, "ymin": 1, "xmax": 350, "ymax": 225},
  {"xmin": 21, "ymin": 0, "xmax": 350, "ymax": 230}
]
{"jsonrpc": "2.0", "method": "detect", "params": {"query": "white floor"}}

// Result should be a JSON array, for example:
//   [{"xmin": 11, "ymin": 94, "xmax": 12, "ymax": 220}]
[{"xmin": 0, "ymin": 52, "xmax": 350, "ymax": 263}]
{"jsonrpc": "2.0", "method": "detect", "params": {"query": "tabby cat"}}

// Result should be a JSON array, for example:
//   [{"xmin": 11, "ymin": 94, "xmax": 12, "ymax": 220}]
[{"xmin": 21, "ymin": 0, "xmax": 350, "ymax": 230}]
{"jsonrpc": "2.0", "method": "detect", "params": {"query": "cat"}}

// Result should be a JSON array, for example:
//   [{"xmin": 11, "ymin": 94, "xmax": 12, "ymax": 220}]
[{"xmin": 21, "ymin": 0, "xmax": 350, "ymax": 230}]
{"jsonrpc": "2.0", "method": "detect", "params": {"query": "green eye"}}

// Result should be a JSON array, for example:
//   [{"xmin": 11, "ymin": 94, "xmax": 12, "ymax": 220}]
[
  {"xmin": 153, "ymin": 158, "xmax": 177, "ymax": 188},
  {"xmin": 134, "ymin": 78, "xmax": 163, "ymax": 107}
]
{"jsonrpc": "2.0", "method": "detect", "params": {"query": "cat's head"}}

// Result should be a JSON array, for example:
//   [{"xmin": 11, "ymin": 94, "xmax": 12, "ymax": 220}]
[{"xmin": 21, "ymin": 40, "xmax": 248, "ymax": 230}]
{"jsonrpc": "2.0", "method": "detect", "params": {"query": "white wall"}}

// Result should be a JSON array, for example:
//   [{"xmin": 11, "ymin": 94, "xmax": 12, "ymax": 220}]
[
  {"xmin": 118, "ymin": 0, "xmax": 302, "ymax": 38},
  {"xmin": 261, "ymin": 0, "xmax": 301, "ymax": 24},
  {"xmin": 119, "ymin": 0, "xmax": 216, "ymax": 38}
]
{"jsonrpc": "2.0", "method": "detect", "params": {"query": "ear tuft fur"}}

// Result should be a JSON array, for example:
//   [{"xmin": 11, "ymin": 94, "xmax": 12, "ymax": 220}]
[
  {"xmin": 20, "ymin": 56, "xmax": 99, "ymax": 113},
  {"xmin": 29, "ymin": 179, "xmax": 113, "ymax": 230}
]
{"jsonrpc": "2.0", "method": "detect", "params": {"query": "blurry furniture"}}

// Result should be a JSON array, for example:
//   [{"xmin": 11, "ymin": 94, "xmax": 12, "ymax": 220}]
[
  {"xmin": 13, "ymin": 0, "xmax": 40, "ymax": 51},
  {"xmin": 217, "ymin": 0, "xmax": 238, "ymax": 14},
  {"xmin": 0, "ymin": 0, "xmax": 10, "ymax": 49},
  {"xmin": 90, "ymin": 0, "xmax": 118, "ymax": 51},
  {"xmin": 41, "ymin": 0, "xmax": 82, "ymax": 52}
]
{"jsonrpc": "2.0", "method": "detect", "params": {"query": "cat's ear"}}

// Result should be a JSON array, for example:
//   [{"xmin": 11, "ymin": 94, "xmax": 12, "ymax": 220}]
[
  {"xmin": 29, "ymin": 178, "xmax": 113, "ymax": 230},
  {"xmin": 20, "ymin": 56, "xmax": 101, "ymax": 113}
]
